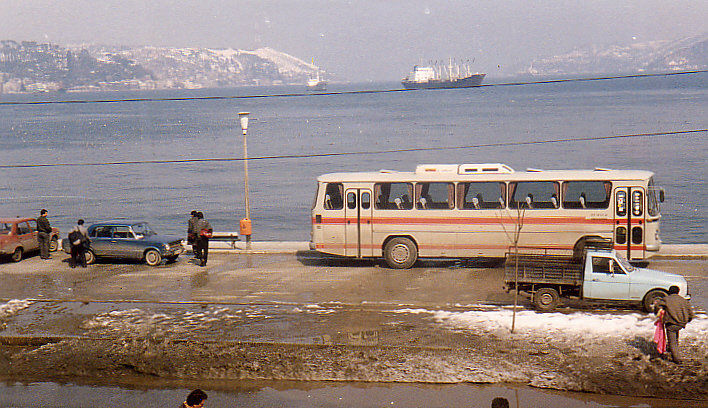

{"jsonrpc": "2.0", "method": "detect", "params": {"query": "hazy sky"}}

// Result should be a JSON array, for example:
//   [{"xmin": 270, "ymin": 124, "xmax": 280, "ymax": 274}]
[{"xmin": 2, "ymin": 0, "xmax": 707, "ymax": 81}]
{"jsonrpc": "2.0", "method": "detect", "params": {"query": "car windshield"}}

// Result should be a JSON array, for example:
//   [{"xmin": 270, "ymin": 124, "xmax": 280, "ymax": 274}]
[
  {"xmin": 0, "ymin": 223, "xmax": 11, "ymax": 235},
  {"xmin": 131, "ymin": 223, "xmax": 156, "ymax": 237},
  {"xmin": 616, "ymin": 253, "xmax": 635, "ymax": 273}
]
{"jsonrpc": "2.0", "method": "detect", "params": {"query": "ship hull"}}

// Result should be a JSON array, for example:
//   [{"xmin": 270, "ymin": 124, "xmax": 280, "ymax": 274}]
[
  {"xmin": 306, "ymin": 81, "xmax": 327, "ymax": 91},
  {"xmin": 402, "ymin": 73, "xmax": 485, "ymax": 90}
]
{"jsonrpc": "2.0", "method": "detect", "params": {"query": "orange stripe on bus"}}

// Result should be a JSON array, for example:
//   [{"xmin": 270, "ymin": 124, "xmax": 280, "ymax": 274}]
[{"xmin": 313, "ymin": 216, "xmax": 619, "ymax": 226}]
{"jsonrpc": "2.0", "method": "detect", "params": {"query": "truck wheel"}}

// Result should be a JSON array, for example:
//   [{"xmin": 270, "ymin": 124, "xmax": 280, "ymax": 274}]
[
  {"xmin": 643, "ymin": 289, "xmax": 666, "ymax": 313},
  {"xmin": 534, "ymin": 287, "xmax": 561, "ymax": 312},
  {"xmin": 49, "ymin": 236, "xmax": 59, "ymax": 252},
  {"xmin": 144, "ymin": 249, "xmax": 162, "ymax": 266},
  {"xmin": 11, "ymin": 247, "xmax": 23, "ymax": 262},
  {"xmin": 384, "ymin": 237, "xmax": 418, "ymax": 269}
]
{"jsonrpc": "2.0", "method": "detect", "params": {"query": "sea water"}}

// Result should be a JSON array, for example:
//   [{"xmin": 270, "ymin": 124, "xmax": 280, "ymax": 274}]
[{"xmin": 1, "ymin": 73, "xmax": 707, "ymax": 244}]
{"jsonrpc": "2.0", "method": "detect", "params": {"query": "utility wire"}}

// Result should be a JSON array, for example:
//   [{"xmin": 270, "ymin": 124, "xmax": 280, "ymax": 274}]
[
  {"xmin": 0, "ymin": 70, "xmax": 706, "ymax": 106},
  {"xmin": 1, "ymin": 128, "xmax": 705, "ymax": 169}
]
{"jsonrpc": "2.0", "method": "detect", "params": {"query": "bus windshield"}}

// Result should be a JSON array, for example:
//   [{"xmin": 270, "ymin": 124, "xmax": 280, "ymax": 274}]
[{"xmin": 647, "ymin": 178, "xmax": 661, "ymax": 217}]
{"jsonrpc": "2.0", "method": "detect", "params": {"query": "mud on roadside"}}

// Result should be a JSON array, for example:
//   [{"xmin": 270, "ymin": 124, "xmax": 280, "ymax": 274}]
[{"xmin": 1, "ymin": 329, "xmax": 707, "ymax": 402}]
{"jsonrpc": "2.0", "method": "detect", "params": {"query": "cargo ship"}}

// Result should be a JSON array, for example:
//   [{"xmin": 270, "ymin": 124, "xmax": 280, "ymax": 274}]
[
  {"xmin": 402, "ymin": 59, "xmax": 485, "ymax": 90},
  {"xmin": 306, "ymin": 72, "xmax": 327, "ymax": 92}
]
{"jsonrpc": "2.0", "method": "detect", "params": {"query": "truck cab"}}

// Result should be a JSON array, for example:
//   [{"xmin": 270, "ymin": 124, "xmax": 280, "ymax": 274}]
[
  {"xmin": 582, "ymin": 250, "xmax": 689, "ymax": 310},
  {"xmin": 505, "ymin": 249, "xmax": 689, "ymax": 312}
]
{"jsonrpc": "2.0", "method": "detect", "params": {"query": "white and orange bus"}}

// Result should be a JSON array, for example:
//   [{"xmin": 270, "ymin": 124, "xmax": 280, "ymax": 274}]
[{"xmin": 310, "ymin": 163, "xmax": 664, "ymax": 268}]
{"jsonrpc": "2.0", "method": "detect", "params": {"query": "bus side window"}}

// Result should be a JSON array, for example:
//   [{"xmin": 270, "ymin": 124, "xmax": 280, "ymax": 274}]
[
  {"xmin": 562, "ymin": 181, "xmax": 612, "ymax": 209},
  {"xmin": 458, "ymin": 182, "xmax": 506, "ymax": 210},
  {"xmin": 416, "ymin": 182, "xmax": 454, "ymax": 210},
  {"xmin": 324, "ymin": 183, "xmax": 344, "ymax": 210},
  {"xmin": 375, "ymin": 182, "xmax": 413, "ymax": 210},
  {"xmin": 510, "ymin": 181, "xmax": 560, "ymax": 209}
]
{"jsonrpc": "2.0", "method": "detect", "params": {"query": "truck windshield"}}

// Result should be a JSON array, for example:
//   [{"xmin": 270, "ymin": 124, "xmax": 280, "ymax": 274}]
[{"xmin": 616, "ymin": 254, "xmax": 635, "ymax": 273}]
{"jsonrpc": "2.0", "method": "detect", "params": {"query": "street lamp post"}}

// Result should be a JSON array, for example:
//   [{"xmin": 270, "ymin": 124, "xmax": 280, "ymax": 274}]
[{"xmin": 239, "ymin": 112, "xmax": 252, "ymax": 249}]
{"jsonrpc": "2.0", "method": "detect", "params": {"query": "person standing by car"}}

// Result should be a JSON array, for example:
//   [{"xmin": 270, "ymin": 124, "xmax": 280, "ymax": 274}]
[
  {"xmin": 36, "ymin": 209, "xmax": 52, "ymax": 259},
  {"xmin": 195, "ymin": 212, "xmax": 212, "ymax": 267},
  {"xmin": 187, "ymin": 210, "xmax": 200, "ymax": 259},
  {"xmin": 656, "ymin": 285, "xmax": 695, "ymax": 364},
  {"xmin": 68, "ymin": 219, "xmax": 91, "ymax": 268}
]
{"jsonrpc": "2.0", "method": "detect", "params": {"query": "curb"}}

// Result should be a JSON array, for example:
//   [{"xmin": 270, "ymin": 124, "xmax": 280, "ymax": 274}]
[{"xmin": 207, "ymin": 242, "xmax": 707, "ymax": 258}]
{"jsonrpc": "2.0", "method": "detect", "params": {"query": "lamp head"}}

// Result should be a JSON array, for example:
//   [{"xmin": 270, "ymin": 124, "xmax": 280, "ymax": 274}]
[{"xmin": 239, "ymin": 112, "xmax": 250, "ymax": 134}]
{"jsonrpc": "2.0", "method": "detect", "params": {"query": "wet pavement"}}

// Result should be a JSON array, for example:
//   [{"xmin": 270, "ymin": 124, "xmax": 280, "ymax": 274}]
[{"xmin": 1, "ymin": 249, "xmax": 708, "ymax": 406}]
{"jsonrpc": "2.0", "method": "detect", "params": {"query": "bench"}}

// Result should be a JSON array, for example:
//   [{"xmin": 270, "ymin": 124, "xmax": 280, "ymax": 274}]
[{"xmin": 209, "ymin": 232, "xmax": 241, "ymax": 248}]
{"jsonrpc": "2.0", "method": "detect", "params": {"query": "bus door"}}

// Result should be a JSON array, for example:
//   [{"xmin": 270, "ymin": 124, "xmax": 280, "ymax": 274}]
[
  {"xmin": 345, "ymin": 188, "xmax": 373, "ymax": 258},
  {"xmin": 614, "ymin": 187, "xmax": 645, "ymax": 260}
]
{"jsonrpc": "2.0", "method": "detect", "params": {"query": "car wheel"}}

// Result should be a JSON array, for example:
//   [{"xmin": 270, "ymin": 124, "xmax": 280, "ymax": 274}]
[
  {"xmin": 643, "ymin": 289, "xmax": 666, "ymax": 313},
  {"xmin": 534, "ymin": 287, "xmax": 561, "ymax": 312},
  {"xmin": 144, "ymin": 249, "xmax": 162, "ymax": 266},
  {"xmin": 84, "ymin": 249, "xmax": 96, "ymax": 265},
  {"xmin": 384, "ymin": 237, "xmax": 418, "ymax": 269},
  {"xmin": 11, "ymin": 247, "xmax": 23, "ymax": 262},
  {"xmin": 49, "ymin": 236, "xmax": 59, "ymax": 252}
]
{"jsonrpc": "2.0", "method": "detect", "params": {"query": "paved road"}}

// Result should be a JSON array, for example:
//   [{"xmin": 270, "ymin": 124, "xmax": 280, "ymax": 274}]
[
  {"xmin": 1, "ymin": 250, "xmax": 707, "ymax": 346},
  {"xmin": 0, "ymin": 251, "xmax": 513, "ymax": 347},
  {"xmin": 3, "ymin": 249, "xmax": 708, "ymax": 403}
]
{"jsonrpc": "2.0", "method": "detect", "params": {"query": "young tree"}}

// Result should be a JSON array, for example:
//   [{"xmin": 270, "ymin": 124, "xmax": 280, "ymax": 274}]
[{"xmin": 498, "ymin": 205, "xmax": 525, "ymax": 333}]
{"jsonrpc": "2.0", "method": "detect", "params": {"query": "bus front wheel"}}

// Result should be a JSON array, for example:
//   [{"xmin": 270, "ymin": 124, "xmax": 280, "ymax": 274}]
[{"xmin": 384, "ymin": 237, "xmax": 418, "ymax": 269}]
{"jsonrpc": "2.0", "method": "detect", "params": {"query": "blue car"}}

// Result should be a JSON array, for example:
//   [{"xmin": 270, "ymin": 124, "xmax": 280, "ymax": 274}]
[{"xmin": 66, "ymin": 221, "xmax": 184, "ymax": 266}]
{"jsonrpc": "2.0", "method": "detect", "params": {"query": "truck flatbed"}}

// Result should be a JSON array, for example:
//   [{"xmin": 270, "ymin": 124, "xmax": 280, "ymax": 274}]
[{"xmin": 504, "ymin": 253, "xmax": 583, "ymax": 285}]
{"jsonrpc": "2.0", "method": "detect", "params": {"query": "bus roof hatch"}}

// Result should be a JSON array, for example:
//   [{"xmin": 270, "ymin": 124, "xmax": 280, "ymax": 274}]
[{"xmin": 457, "ymin": 163, "xmax": 515, "ymax": 174}]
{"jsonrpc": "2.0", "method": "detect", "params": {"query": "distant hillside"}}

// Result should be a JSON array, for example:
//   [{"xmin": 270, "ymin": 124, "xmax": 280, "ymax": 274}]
[
  {"xmin": 519, "ymin": 33, "xmax": 708, "ymax": 76},
  {"xmin": 0, "ymin": 40, "xmax": 322, "ymax": 93}
]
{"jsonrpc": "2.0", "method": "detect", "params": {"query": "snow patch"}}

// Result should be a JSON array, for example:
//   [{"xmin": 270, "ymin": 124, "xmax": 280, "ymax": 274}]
[
  {"xmin": 395, "ymin": 307, "xmax": 708, "ymax": 341},
  {"xmin": 0, "ymin": 299, "xmax": 32, "ymax": 320}
]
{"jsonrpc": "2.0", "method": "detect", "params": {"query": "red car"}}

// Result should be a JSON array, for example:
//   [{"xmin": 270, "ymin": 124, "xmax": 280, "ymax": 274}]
[{"xmin": 0, "ymin": 217, "xmax": 61, "ymax": 262}]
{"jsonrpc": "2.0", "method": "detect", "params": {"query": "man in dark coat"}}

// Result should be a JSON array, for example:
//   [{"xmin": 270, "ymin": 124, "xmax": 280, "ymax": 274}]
[
  {"xmin": 656, "ymin": 285, "xmax": 694, "ymax": 364},
  {"xmin": 36, "ymin": 209, "xmax": 52, "ymax": 259},
  {"xmin": 68, "ymin": 219, "xmax": 90, "ymax": 268},
  {"xmin": 187, "ymin": 210, "xmax": 200, "ymax": 259},
  {"xmin": 194, "ymin": 212, "xmax": 212, "ymax": 267}
]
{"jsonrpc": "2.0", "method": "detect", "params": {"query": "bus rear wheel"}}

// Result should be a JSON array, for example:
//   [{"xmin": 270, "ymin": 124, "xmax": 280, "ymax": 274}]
[
  {"xmin": 534, "ymin": 287, "xmax": 561, "ymax": 312},
  {"xmin": 384, "ymin": 237, "xmax": 418, "ymax": 269}
]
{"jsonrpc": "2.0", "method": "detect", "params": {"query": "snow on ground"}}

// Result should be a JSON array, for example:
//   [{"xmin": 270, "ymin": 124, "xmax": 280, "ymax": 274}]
[
  {"xmin": 0, "ymin": 299, "xmax": 31, "ymax": 320},
  {"xmin": 396, "ymin": 307, "xmax": 708, "ymax": 345}
]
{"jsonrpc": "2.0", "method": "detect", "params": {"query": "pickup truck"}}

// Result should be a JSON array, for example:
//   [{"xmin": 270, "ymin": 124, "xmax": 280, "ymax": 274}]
[{"xmin": 504, "ymin": 249, "xmax": 690, "ymax": 312}]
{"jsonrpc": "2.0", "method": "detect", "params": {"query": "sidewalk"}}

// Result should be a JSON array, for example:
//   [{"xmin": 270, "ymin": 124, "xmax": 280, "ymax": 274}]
[
  {"xmin": 207, "ymin": 241, "xmax": 707, "ymax": 258},
  {"xmin": 208, "ymin": 240, "xmax": 310, "ymax": 253},
  {"xmin": 653, "ymin": 244, "xmax": 708, "ymax": 259}
]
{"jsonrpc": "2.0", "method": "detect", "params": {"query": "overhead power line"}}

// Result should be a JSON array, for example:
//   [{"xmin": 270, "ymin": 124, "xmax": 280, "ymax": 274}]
[
  {"xmin": 1, "ymin": 128, "xmax": 705, "ymax": 169},
  {"xmin": 0, "ymin": 70, "xmax": 706, "ymax": 106}
]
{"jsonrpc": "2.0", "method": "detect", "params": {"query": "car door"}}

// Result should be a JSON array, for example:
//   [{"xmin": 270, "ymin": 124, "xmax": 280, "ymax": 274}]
[
  {"xmin": 89, "ymin": 225, "xmax": 114, "ymax": 256},
  {"xmin": 111, "ymin": 225, "xmax": 142, "ymax": 259},
  {"xmin": 584, "ymin": 255, "xmax": 631, "ymax": 300},
  {"xmin": 25, "ymin": 220, "xmax": 40, "ymax": 252},
  {"xmin": 17, "ymin": 221, "xmax": 38, "ymax": 253}
]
